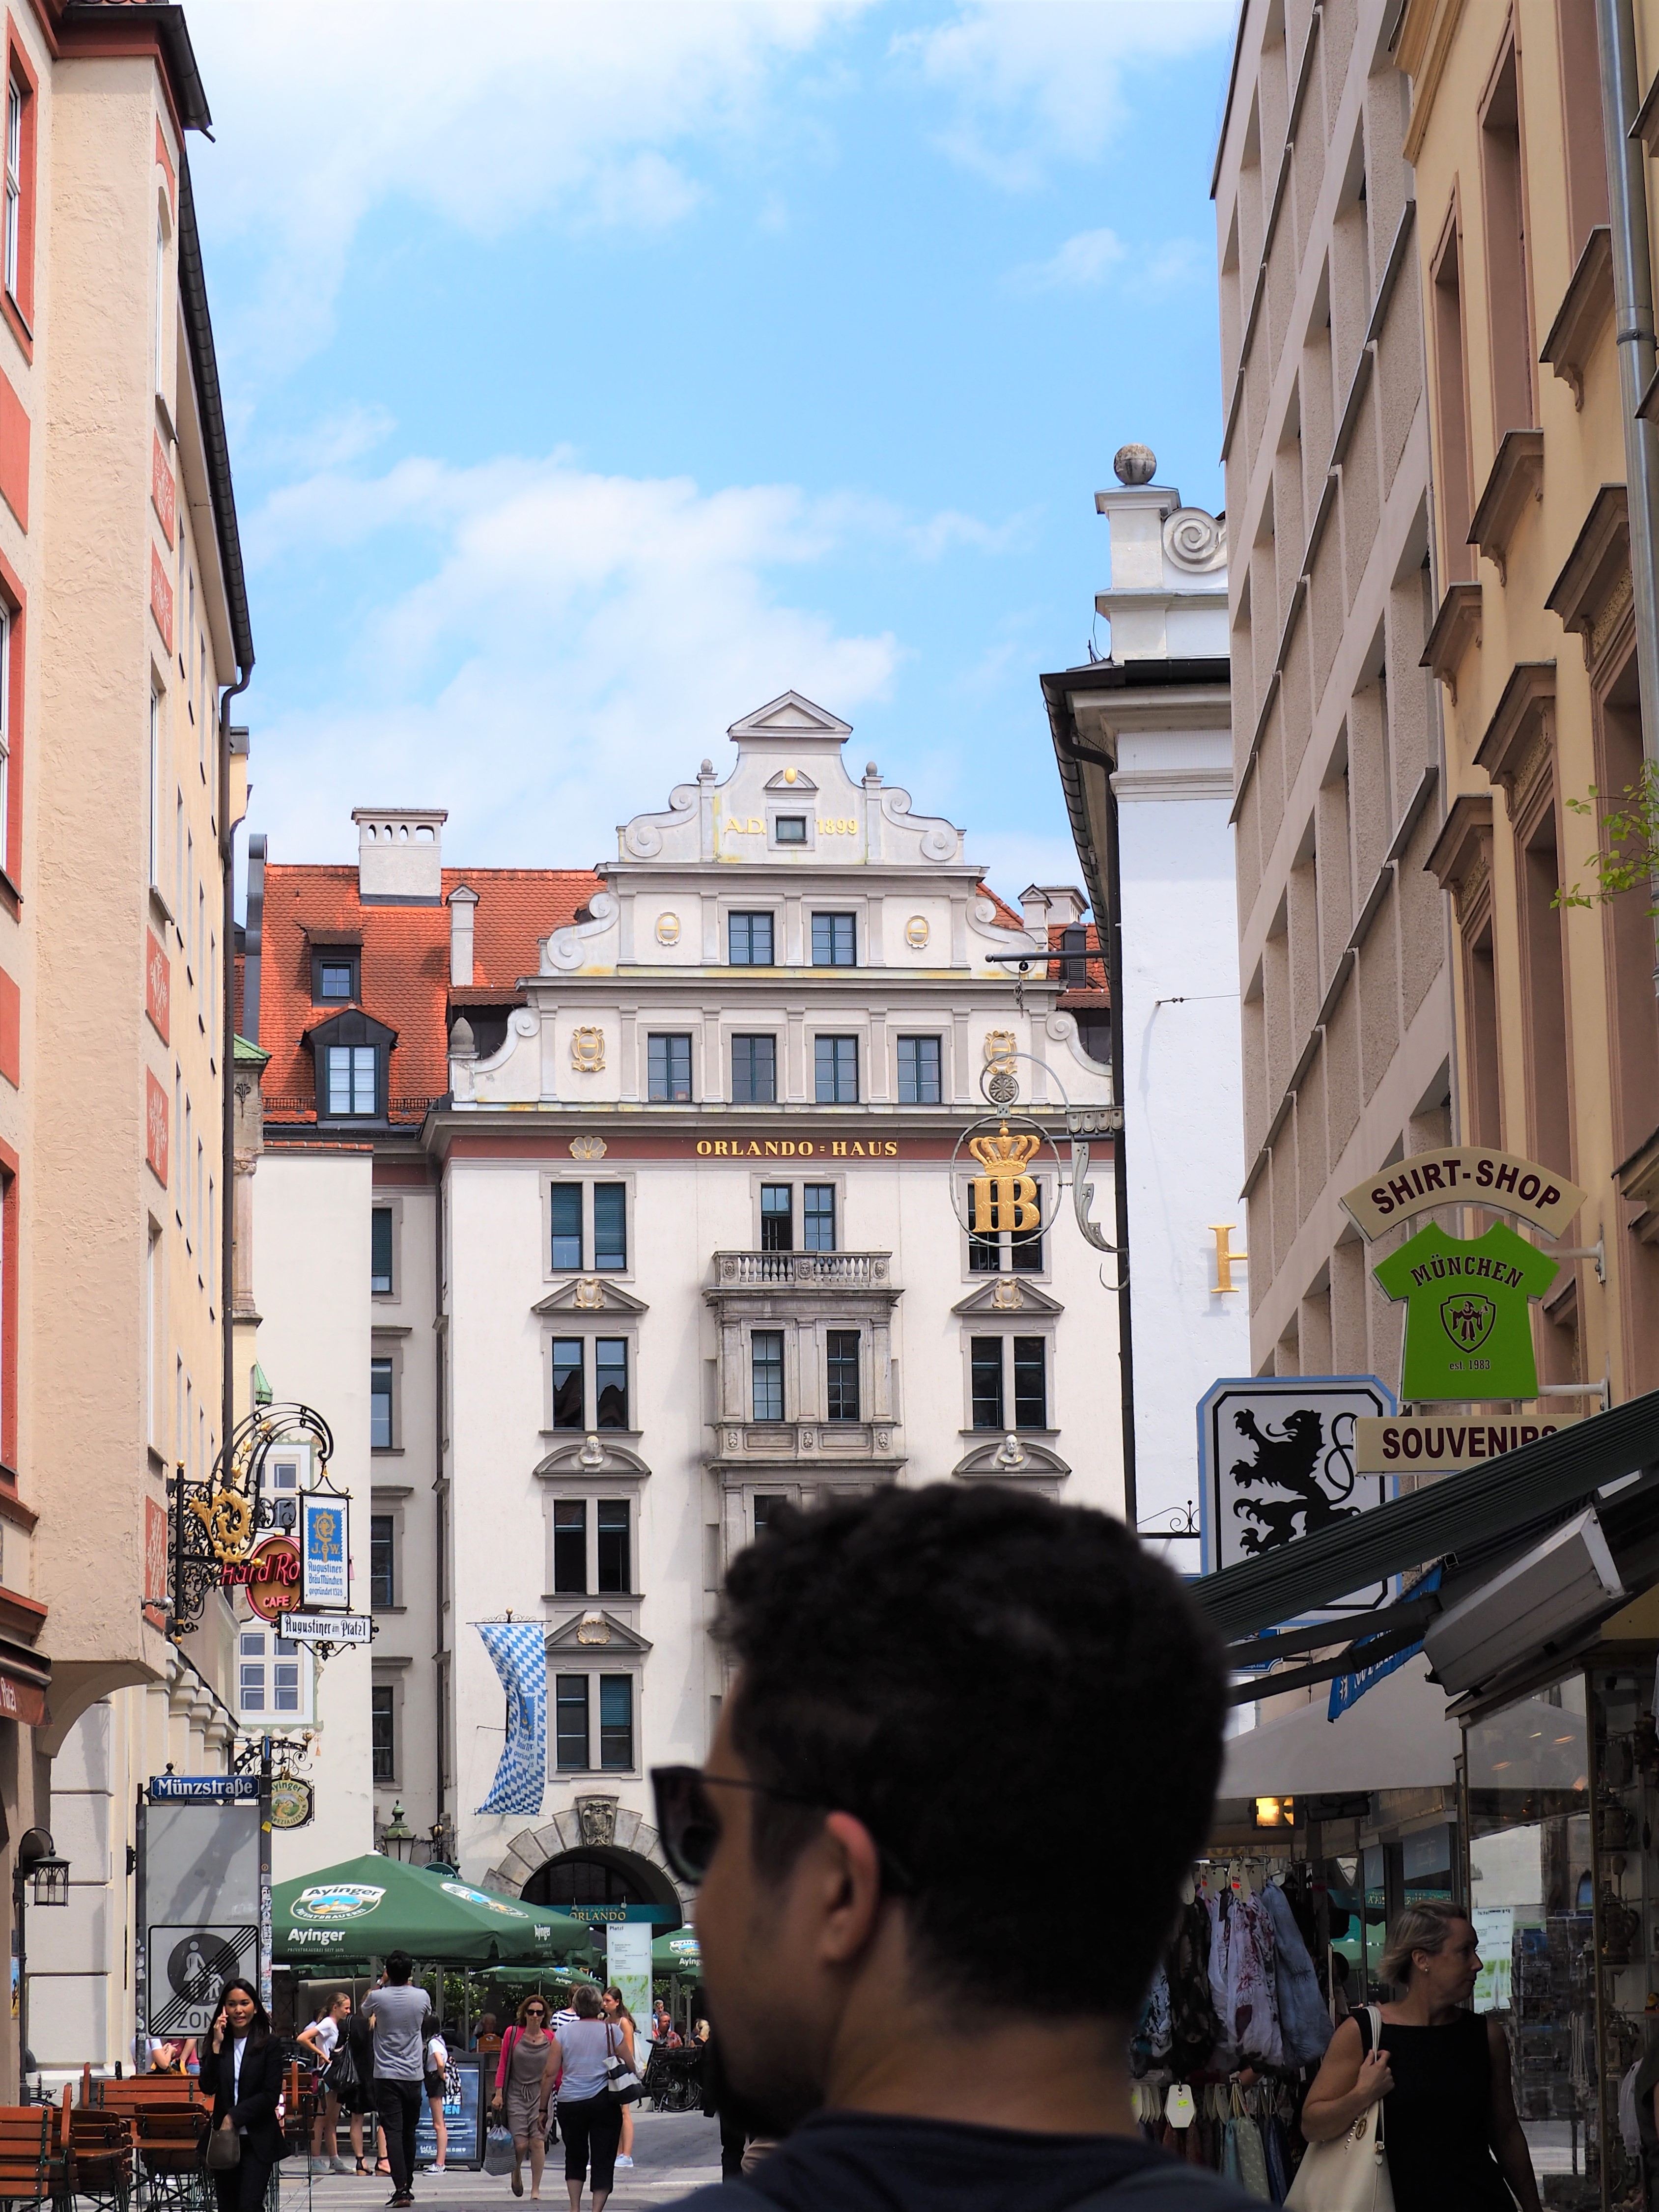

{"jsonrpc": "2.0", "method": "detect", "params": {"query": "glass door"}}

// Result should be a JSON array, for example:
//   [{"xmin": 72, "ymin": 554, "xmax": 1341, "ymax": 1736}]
[{"xmin": 1589, "ymin": 1666, "xmax": 1659, "ymax": 2212}]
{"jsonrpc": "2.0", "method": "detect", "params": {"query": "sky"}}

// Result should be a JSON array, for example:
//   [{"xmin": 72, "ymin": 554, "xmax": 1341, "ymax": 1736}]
[{"xmin": 185, "ymin": 0, "xmax": 1238, "ymax": 906}]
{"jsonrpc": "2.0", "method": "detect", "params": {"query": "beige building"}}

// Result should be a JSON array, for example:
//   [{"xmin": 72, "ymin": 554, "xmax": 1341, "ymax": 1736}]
[
  {"xmin": 0, "ymin": 2, "xmax": 255, "ymax": 2076},
  {"xmin": 1402, "ymin": 0, "xmax": 1659, "ymax": 1412},
  {"xmin": 1215, "ymin": 0, "xmax": 1456, "ymax": 1384}
]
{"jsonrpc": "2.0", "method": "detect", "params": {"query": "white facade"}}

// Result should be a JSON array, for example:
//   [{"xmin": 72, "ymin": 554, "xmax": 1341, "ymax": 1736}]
[
  {"xmin": 437, "ymin": 694, "xmax": 1120, "ymax": 1899},
  {"xmin": 1056, "ymin": 469, "xmax": 1251, "ymax": 1553}
]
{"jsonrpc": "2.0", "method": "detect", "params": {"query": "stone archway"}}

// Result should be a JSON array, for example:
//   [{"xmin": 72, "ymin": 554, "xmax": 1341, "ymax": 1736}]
[{"xmin": 484, "ymin": 1792, "xmax": 693, "ymax": 1920}]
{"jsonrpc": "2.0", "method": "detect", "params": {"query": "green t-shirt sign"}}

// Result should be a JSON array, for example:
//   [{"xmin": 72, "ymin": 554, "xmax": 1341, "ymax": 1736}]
[{"xmin": 1373, "ymin": 1222, "xmax": 1559, "ymax": 1402}]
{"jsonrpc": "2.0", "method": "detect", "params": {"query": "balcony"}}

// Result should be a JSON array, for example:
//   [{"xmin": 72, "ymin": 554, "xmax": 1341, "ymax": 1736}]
[{"xmin": 712, "ymin": 1251, "xmax": 892, "ymax": 1288}]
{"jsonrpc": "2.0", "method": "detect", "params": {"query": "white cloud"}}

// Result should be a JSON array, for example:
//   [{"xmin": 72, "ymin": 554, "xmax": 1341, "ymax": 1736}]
[
  {"xmin": 244, "ymin": 452, "xmax": 1031, "ymax": 868},
  {"xmin": 184, "ymin": 0, "xmax": 871, "ymax": 385},
  {"xmin": 897, "ymin": 0, "xmax": 1233, "ymax": 187},
  {"xmin": 1007, "ymin": 224, "xmax": 1208, "ymax": 295}
]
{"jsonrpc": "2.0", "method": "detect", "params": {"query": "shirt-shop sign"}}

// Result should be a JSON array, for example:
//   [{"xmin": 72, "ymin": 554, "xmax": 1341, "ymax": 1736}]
[
  {"xmin": 1341, "ymin": 1148, "xmax": 1587, "ymax": 1241},
  {"xmin": 696, "ymin": 1138, "xmax": 899, "ymax": 1157}
]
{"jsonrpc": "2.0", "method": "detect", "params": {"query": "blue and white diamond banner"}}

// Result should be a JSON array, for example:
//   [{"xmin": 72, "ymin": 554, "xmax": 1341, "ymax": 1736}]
[{"xmin": 475, "ymin": 1622, "xmax": 547, "ymax": 1816}]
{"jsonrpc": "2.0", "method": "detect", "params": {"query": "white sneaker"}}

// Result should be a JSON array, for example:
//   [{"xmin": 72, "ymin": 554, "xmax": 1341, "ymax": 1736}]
[{"xmin": 614, "ymin": 2156, "xmax": 634, "ymax": 2169}]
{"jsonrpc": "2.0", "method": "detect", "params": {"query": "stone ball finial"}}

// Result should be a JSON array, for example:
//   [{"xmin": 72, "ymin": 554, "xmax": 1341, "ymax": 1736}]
[{"xmin": 1114, "ymin": 443, "xmax": 1157, "ymax": 486}]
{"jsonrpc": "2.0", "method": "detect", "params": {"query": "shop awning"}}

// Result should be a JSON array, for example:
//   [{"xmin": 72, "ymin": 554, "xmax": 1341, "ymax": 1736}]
[
  {"xmin": 1195, "ymin": 1388, "xmax": 1659, "ymax": 1644},
  {"xmin": 1219, "ymin": 1657, "xmax": 1461, "ymax": 1796}
]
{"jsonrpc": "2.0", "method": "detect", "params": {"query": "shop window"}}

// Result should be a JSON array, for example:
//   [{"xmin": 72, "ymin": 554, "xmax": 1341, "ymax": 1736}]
[
  {"xmin": 729, "ymin": 911, "xmax": 774, "ymax": 965},
  {"xmin": 897, "ymin": 1035, "xmax": 942, "ymax": 1104},
  {"xmin": 825, "ymin": 1331, "xmax": 860, "ymax": 1422},
  {"xmin": 648, "ymin": 1033, "xmax": 693, "ymax": 1102},
  {"xmin": 369, "ymin": 1515, "xmax": 395, "ymax": 1608},
  {"xmin": 752, "ymin": 1331, "xmax": 784, "ymax": 1422},
  {"xmin": 731, "ymin": 1035, "xmax": 776, "ymax": 1104},
  {"xmin": 760, "ymin": 1184, "xmax": 792, "ymax": 1252}
]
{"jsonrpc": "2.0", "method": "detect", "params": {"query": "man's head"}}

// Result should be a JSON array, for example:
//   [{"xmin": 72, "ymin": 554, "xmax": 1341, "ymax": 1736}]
[
  {"xmin": 687, "ymin": 1484, "xmax": 1225, "ymax": 2128},
  {"xmin": 571, "ymin": 1985, "xmax": 602, "ymax": 2019},
  {"xmin": 385, "ymin": 1951, "xmax": 413, "ymax": 1986}
]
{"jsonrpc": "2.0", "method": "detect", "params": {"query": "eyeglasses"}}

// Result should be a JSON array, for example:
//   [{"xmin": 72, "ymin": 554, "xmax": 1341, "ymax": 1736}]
[
  {"xmin": 524, "ymin": 2008, "xmax": 546, "ymax": 2018},
  {"xmin": 650, "ymin": 1764, "xmax": 912, "ymax": 1893}
]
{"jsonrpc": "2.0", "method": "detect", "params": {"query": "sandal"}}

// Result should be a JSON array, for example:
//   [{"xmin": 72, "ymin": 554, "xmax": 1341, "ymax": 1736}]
[{"xmin": 355, "ymin": 2160, "xmax": 371, "ymax": 2177}]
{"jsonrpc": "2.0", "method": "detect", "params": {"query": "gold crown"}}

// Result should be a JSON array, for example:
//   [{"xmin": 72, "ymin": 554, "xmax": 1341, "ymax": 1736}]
[{"xmin": 967, "ymin": 1122, "xmax": 1041, "ymax": 1174}]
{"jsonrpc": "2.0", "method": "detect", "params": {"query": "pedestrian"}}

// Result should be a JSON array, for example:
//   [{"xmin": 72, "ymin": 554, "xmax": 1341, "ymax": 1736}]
[
  {"xmin": 422, "ymin": 2024, "xmax": 451, "ymax": 2176},
  {"xmin": 600, "ymin": 1988, "xmax": 639, "ymax": 2170},
  {"xmin": 1300, "ymin": 1901, "xmax": 1540, "ymax": 2211},
  {"xmin": 298, "ymin": 1992, "xmax": 354, "ymax": 2173},
  {"xmin": 341, "ymin": 1993, "xmax": 377, "ymax": 2176},
  {"xmin": 650, "ymin": 1998, "xmax": 678, "ymax": 2051},
  {"xmin": 649, "ymin": 1484, "xmax": 1257, "ymax": 2211},
  {"xmin": 541, "ymin": 1984, "xmax": 623, "ymax": 2212},
  {"xmin": 477, "ymin": 2014, "xmax": 504, "ymax": 2053},
  {"xmin": 365, "ymin": 1950, "xmax": 435, "ymax": 2210},
  {"xmin": 492, "ymin": 1995, "xmax": 557, "ymax": 2200},
  {"xmin": 197, "ymin": 1979, "xmax": 287, "ymax": 2212}
]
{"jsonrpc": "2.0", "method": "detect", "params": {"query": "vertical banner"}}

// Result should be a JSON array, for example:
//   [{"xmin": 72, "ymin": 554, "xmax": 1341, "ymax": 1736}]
[
  {"xmin": 607, "ymin": 1924, "xmax": 652, "ymax": 2034},
  {"xmin": 475, "ymin": 1622, "xmax": 548, "ymax": 1816},
  {"xmin": 301, "ymin": 1490, "xmax": 350, "ymax": 1610}
]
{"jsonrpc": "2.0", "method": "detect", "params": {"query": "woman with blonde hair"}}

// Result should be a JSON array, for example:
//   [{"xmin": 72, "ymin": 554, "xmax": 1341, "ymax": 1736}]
[{"xmin": 1299, "ymin": 1899, "xmax": 1539, "ymax": 2211}]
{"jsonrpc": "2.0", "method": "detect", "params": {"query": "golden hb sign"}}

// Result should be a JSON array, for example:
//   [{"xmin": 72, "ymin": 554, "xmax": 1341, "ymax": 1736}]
[{"xmin": 968, "ymin": 1122, "xmax": 1041, "ymax": 1234}]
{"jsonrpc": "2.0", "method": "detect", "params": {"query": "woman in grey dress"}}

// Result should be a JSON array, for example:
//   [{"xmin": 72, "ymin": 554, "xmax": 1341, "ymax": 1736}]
[{"xmin": 490, "ymin": 1996, "xmax": 556, "ymax": 2200}]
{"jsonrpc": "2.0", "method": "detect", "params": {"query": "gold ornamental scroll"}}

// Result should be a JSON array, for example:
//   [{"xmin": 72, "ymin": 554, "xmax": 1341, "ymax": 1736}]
[{"xmin": 1340, "ymin": 1148, "xmax": 1587, "ymax": 1243}]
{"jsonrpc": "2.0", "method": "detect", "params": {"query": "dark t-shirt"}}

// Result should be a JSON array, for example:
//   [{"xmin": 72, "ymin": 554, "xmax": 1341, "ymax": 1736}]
[{"xmin": 679, "ymin": 2110, "xmax": 1258, "ymax": 2212}]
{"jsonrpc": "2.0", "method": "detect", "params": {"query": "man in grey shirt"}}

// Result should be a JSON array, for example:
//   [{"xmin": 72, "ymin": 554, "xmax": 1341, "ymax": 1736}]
[{"xmin": 366, "ymin": 1951, "xmax": 432, "ymax": 2208}]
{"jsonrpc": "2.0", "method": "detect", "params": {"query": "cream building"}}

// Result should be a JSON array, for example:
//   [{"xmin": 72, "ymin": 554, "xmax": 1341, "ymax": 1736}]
[
  {"xmin": 0, "ymin": 0, "xmax": 254, "ymax": 2077},
  {"xmin": 247, "ymin": 699, "xmax": 1122, "ymax": 1904}
]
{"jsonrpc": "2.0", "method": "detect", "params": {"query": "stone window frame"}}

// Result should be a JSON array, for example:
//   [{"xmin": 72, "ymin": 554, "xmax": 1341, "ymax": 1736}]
[
  {"xmin": 539, "ymin": 1310, "xmax": 644, "ymax": 1439},
  {"xmin": 548, "ymin": 1659, "xmax": 644, "ymax": 1782},
  {"xmin": 371, "ymin": 1191, "xmax": 403, "ymax": 1300},
  {"xmin": 957, "ymin": 1315, "xmax": 1060, "ymax": 1438},
  {"xmin": 541, "ymin": 1169, "xmax": 638, "ymax": 1286}
]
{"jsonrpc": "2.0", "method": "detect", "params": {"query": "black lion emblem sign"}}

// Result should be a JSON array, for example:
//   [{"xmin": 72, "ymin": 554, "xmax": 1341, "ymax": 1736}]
[{"xmin": 1229, "ymin": 1406, "xmax": 1362, "ymax": 1556}]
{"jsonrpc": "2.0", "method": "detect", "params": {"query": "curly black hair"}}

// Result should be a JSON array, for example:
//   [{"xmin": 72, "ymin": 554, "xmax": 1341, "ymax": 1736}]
[{"xmin": 717, "ymin": 1483, "xmax": 1225, "ymax": 2021}]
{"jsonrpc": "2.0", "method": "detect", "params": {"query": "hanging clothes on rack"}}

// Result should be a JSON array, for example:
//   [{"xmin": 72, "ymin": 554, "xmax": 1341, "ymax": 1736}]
[
  {"xmin": 1205, "ymin": 1887, "xmax": 1237, "ymax": 2069},
  {"xmin": 1226, "ymin": 1887, "xmax": 1284, "ymax": 2069},
  {"xmin": 1262, "ymin": 1880, "xmax": 1332, "ymax": 2069},
  {"xmin": 1166, "ymin": 1895, "xmax": 1224, "ymax": 2074}
]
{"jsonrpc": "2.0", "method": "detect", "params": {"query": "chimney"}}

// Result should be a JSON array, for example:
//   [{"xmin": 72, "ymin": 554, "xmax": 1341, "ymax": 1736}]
[
  {"xmin": 1034, "ymin": 885, "xmax": 1087, "ymax": 927},
  {"xmin": 449, "ymin": 885, "xmax": 478, "ymax": 988},
  {"xmin": 352, "ymin": 808, "xmax": 447, "ymax": 903},
  {"xmin": 1019, "ymin": 885, "xmax": 1050, "ymax": 930}
]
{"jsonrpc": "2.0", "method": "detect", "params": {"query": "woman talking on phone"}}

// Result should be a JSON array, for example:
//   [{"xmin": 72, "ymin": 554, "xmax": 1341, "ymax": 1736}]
[{"xmin": 197, "ymin": 1979, "xmax": 287, "ymax": 2212}]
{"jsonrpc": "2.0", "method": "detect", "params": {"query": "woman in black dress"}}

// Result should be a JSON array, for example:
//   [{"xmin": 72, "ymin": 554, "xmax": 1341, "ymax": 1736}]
[
  {"xmin": 1299, "ymin": 1902, "xmax": 1539, "ymax": 2212},
  {"xmin": 196, "ymin": 1980, "xmax": 288, "ymax": 2212}
]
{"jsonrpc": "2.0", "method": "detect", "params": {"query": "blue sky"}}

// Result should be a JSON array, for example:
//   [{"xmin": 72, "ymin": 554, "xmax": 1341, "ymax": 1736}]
[{"xmin": 186, "ymin": 0, "xmax": 1236, "ymax": 903}]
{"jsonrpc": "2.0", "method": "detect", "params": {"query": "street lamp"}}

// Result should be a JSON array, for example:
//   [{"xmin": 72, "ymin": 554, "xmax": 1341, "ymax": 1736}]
[
  {"xmin": 381, "ymin": 1804, "xmax": 415, "ymax": 1862},
  {"xmin": 13, "ymin": 1828, "xmax": 68, "ymax": 2099}
]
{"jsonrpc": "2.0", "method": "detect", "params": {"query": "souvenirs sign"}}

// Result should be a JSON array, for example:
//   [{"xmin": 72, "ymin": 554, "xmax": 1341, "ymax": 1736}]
[
  {"xmin": 1354, "ymin": 1411, "xmax": 1578, "ymax": 1473},
  {"xmin": 1341, "ymin": 1148, "xmax": 1586, "ymax": 1241}
]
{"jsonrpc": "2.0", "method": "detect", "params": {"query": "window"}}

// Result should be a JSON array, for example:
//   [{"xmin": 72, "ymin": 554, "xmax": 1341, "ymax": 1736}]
[
  {"xmin": 815, "ymin": 1035, "xmax": 859, "ymax": 1104},
  {"xmin": 551, "ymin": 1186, "xmax": 583, "ymax": 1272},
  {"xmin": 147, "ymin": 687, "xmax": 160, "ymax": 891},
  {"xmin": 595, "ymin": 1338, "xmax": 628, "ymax": 1428},
  {"xmin": 554, "ymin": 1500, "xmax": 587, "ymax": 1593},
  {"xmin": 1057, "ymin": 925, "xmax": 1090, "ymax": 987},
  {"xmin": 369, "ymin": 1515, "xmax": 395, "ymax": 1609},
  {"xmin": 760, "ymin": 1184, "xmax": 792, "ymax": 1251},
  {"xmin": 826, "ymin": 1331, "xmax": 860, "ymax": 1422},
  {"xmin": 599, "ymin": 1676, "xmax": 633, "ymax": 1769},
  {"xmin": 154, "ymin": 212, "xmax": 165, "ymax": 393},
  {"xmin": 0, "ymin": 606, "xmax": 10, "ymax": 873},
  {"xmin": 970, "ymin": 1337, "xmax": 1049, "ymax": 1430},
  {"xmin": 1431, "ymin": 215, "xmax": 1475, "ymax": 581},
  {"xmin": 731, "ymin": 1034, "xmax": 776, "ymax": 1104},
  {"xmin": 752, "ymin": 1331, "xmax": 785, "ymax": 1422},
  {"xmin": 897, "ymin": 1035, "xmax": 942, "ymax": 1104},
  {"xmin": 2, "ymin": 81, "xmax": 19, "ymax": 300},
  {"xmin": 316, "ymin": 957, "xmax": 356, "ymax": 1004},
  {"xmin": 753, "ymin": 1494, "xmax": 786, "ymax": 1537},
  {"xmin": 371, "ymin": 1206, "xmax": 394, "ymax": 1294},
  {"xmin": 327, "ymin": 1044, "xmax": 379, "ymax": 1118},
  {"xmin": 1073, "ymin": 1009, "xmax": 1112, "ymax": 1064},
  {"xmin": 551, "ymin": 1338, "xmax": 584, "ymax": 1428},
  {"xmin": 968, "ymin": 1181, "xmax": 1045, "ymax": 1274},
  {"xmin": 593, "ymin": 1184, "xmax": 627, "ymax": 1271},
  {"xmin": 370, "ymin": 1357, "xmax": 393, "ymax": 1449},
  {"xmin": 729, "ymin": 911, "xmax": 774, "ymax": 965},
  {"xmin": 1480, "ymin": 39, "xmax": 1534, "ymax": 433},
  {"xmin": 241, "ymin": 1628, "xmax": 305, "ymax": 1721},
  {"xmin": 1557, "ymin": 0, "xmax": 1610, "ymax": 259},
  {"xmin": 812, "ymin": 912, "xmax": 856, "ymax": 966},
  {"xmin": 597, "ymin": 1499, "xmax": 630, "ymax": 1593},
  {"xmin": 555, "ymin": 1676, "xmax": 590, "ymax": 1769},
  {"xmin": 1012, "ymin": 1185, "xmax": 1045, "ymax": 1274},
  {"xmin": 970, "ymin": 1338, "xmax": 1004, "ymax": 1429},
  {"xmin": 1012, "ymin": 1337, "xmax": 1047, "ymax": 1428},
  {"xmin": 648, "ymin": 1033, "xmax": 693, "ymax": 1102},
  {"xmin": 968, "ymin": 1221, "xmax": 1001, "ymax": 1273},
  {"xmin": 803, "ymin": 1184, "xmax": 835, "ymax": 1251},
  {"xmin": 773, "ymin": 815, "xmax": 807, "ymax": 844},
  {"xmin": 371, "ymin": 1683, "xmax": 395, "ymax": 1781}
]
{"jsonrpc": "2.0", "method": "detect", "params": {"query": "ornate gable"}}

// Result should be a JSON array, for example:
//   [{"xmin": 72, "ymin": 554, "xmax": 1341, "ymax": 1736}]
[
  {"xmin": 531, "ymin": 1279, "xmax": 649, "ymax": 1316},
  {"xmin": 545, "ymin": 1608, "xmax": 651, "ymax": 1654},
  {"xmin": 951, "ymin": 1277, "xmax": 1065, "ymax": 1318}
]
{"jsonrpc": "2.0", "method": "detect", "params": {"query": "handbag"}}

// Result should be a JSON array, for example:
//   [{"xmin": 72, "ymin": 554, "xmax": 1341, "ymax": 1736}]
[
  {"xmin": 205, "ymin": 2121, "xmax": 241, "ymax": 2173},
  {"xmin": 323, "ymin": 2041, "xmax": 359, "ymax": 2095},
  {"xmin": 603, "ymin": 2024, "xmax": 643, "ymax": 2105},
  {"xmin": 1285, "ymin": 2007, "xmax": 1394, "ymax": 2212},
  {"xmin": 483, "ymin": 2127, "xmax": 517, "ymax": 2177}
]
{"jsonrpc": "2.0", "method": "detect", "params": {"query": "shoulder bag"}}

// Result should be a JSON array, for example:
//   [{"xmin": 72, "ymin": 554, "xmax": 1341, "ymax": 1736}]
[
  {"xmin": 603, "ymin": 2023, "xmax": 643, "ymax": 2105},
  {"xmin": 1284, "ymin": 2006, "xmax": 1394, "ymax": 2212},
  {"xmin": 205, "ymin": 2120, "xmax": 240, "ymax": 2173}
]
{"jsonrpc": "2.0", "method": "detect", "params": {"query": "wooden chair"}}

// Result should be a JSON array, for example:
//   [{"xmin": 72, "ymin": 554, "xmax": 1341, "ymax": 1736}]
[
  {"xmin": 128, "ymin": 2104, "xmax": 208, "ymax": 2212},
  {"xmin": 65, "ymin": 2108, "xmax": 134, "ymax": 2212},
  {"xmin": 0, "ymin": 2102, "xmax": 62, "ymax": 2210}
]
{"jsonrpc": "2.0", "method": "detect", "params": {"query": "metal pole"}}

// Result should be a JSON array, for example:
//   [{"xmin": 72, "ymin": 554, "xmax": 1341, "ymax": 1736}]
[
  {"xmin": 1595, "ymin": 0, "xmax": 1659, "ymax": 981},
  {"xmin": 13, "ymin": 1870, "xmax": 23, "ymax": 2101},
  {"xmin": 258, "ymin": 1736, "xmax": 272, "ymax": 2015}
]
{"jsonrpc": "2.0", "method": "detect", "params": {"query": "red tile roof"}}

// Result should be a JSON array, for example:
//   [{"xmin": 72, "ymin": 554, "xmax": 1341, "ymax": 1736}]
[
  {"xmin": 258, "ymin": 866, "xmax": 601, "ymax": 1124},
  {"xmin": 1047, "ymin": 921, "xmax": 1108, "ymax": 996}
]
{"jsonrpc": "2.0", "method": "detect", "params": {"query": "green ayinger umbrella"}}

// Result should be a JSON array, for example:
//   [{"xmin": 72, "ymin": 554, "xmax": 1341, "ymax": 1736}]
[
  {"xmin": 274, "ymin": 1852, "xmax": 591, "ymax": 1966},
  {"xmin": 652, "ymin": 1928, "xmax": 701, "ymax": 1973}
]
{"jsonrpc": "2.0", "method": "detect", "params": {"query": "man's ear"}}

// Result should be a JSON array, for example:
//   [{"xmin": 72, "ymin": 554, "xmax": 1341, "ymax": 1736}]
[{"xmin": 814, "ymin": 1812, "xmax": 889, "ymax": 1967}]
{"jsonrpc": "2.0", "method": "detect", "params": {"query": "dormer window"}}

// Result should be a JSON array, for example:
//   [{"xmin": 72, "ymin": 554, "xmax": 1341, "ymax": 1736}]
[
  {"xmin": 308, "ymin": 1007, "xmax": 395, "ymax": 1122},
  {"xmin": 328, "ymin": 1044, "xmax": 379, "ymax": 1117},
  {"xmin": 311, "ymin": 948, "xmax": 360, "ymax": 1004}
]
